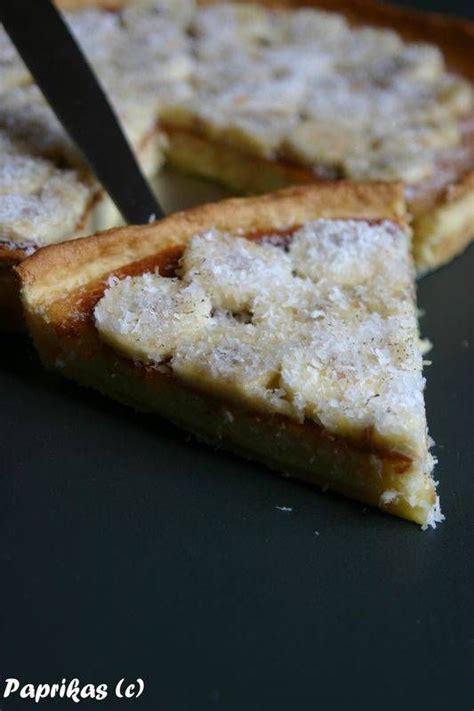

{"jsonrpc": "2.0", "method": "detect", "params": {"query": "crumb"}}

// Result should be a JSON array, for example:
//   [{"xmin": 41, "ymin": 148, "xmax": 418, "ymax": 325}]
[{"xmin": 275, "ymin": 505, "xmax": 293, "ymax": 512}]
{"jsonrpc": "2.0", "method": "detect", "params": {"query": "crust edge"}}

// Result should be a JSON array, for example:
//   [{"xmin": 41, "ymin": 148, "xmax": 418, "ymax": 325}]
[
  {"xmin": 17, "ymin": 181, "xmax": 407, "ymax": 305},
  {"xmin": 16, "ymin": 183, "xmax": 441, "ymax": 526}
]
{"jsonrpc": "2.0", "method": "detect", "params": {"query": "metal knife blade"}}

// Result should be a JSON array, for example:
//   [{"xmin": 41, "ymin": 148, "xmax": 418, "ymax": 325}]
[{"xmin": 0, "ymin": 0, "xmax": 164, "ymax": 225}]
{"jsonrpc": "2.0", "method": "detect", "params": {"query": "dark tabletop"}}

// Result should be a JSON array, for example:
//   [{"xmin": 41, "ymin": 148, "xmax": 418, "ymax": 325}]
[{"xmin": 1, "ymin": 2, "xmax": 473, "ymax": 709}]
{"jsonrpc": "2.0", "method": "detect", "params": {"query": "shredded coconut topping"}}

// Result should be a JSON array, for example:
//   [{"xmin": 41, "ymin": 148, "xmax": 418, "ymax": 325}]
[
  {"xmin": 0, "ymin": 0, "xmax": 473, "ymax": 248},
  {"xmin": 94, "ymin": 218, "xmax": 442, "ymax": 523},
  {"xmin": 95, "ymin": 220, "xmax": 431, "ymax": 462},
  {"xmin": 0, "ymin": 1, "xmax": 472, "ymax": 247}
]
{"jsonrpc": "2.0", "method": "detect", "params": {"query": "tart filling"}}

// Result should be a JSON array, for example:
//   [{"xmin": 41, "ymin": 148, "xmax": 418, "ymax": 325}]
[
  {"xmin": 93, "ymin": 218, "xmax": 440, "ymax": 527},
  {"xmin": 0, "ymin": 0, "xmax": 473, "ymax": 265}
]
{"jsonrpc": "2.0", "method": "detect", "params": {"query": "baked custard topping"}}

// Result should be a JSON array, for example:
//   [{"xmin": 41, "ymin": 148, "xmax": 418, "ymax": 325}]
[
  {"xmin": 0, "ymin": 1, "xmax": 473, "ymax": 249},
  {"xmin": 0, "ymin": 128, "xmax": 91, "ymax": 247},
  {"xmin": 94, "ymin": 219, "xmax": 441, "ymax": 527}
]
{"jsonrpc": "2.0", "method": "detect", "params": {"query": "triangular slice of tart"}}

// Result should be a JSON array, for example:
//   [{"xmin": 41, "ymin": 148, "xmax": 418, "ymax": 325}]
[{"xmin": 17, "ymin": 183, "xmax": 441, "ymax": 527}]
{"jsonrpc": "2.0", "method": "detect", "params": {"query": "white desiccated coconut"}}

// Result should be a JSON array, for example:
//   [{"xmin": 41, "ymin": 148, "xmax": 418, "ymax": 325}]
[
  {"xmin": 94, "ymin": 219, "xmax": 430, "ymax": 462},
  {"xmin": 422, "ymin": 496, "xmax": 445, "ymax": 530},
  {"xmin": 0, "ymin": 85, "xmax": 82, "ymax": 166},
  {"xmin": 0, "ymin": 0, "xmax": 472, "ymax": 249},
  {"xmin": 95, "ymin": 272, "xmax": 212, "ymax": 364},
  {"xmin": 180, "ymin": 230, "xmax": 294, "ymax": 311},
  {"xmin": 0, "ymin": 171, "xmax": 92, "ymax": 246},
  {"xmin": 0, "ymin": 151, "xmax": 53, "ymax": 196},
  {"xmin": 289, "ymin": 219, "xmax": 411, "ymax": 288},
  {"xmin": 190, "ymin": 3, "xmax": 279, "ymax": 52},
  {"xmin": 282, "ymin": 8, "xmax": 349, "ymax": 46}
]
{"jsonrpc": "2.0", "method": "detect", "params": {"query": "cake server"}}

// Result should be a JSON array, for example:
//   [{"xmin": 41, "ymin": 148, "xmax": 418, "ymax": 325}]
[{"xmin": 0, "ymin": 0, "xmax": 164, "ymax": 225}]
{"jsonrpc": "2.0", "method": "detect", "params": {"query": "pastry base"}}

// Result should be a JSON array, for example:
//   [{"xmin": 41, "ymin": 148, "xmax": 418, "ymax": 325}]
[
  {"xmin": 17, "ymin": 183, "xmax": 438, "ymax": 526},
  {"xmin": 3, "ymin": 0, "xmax": 473, "ymax": 327}
]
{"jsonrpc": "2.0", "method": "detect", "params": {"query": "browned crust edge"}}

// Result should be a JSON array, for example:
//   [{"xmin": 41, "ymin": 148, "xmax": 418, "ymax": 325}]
[
  {"xmin": 16, "ymin": 181, "xmax": 406, "ymax": 303},
  {"xmin": 57, "ymin": 0, "xmax": 474, "ymax": 195},
  {"xmin": 223, "ymin": 0, "xmax": 474, "ymax": 80},
  {"xmin": 56, "ymin": 0, "xmax": 474, "ymax": 77},
  {"xmin": 271, "ymin": 0, "xmax": 474, "ymax": 201},
  {"xmin": 190, "ymin": 1, "xmax": 474, "ymax": 271},
  {"xmin": 1, "ymin": 0, "xmax": 472, "ymax": 327},
  {"xmin": 17, "ymin": 182, "xmax": 437, "ymax": 525},
  {"xmin": 175, "ymin": 0, "xmax": 473, "ymax": 272},
  {"xmin": 0, "ymin": 186, "xmax": 102, "ymax": 265}
]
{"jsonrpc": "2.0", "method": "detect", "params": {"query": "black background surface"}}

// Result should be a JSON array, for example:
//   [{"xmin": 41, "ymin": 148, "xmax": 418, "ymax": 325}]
[{"xmin": 1, "ymin": 1, "xmax": 473, "ymax": 709}]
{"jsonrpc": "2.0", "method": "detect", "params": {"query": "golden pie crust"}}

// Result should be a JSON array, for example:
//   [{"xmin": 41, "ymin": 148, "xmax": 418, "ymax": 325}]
[
  {"xmin": 1, "ymin": 0, "xmax": 473, "ymax": 332},
  {"xmin": 17, "ymin": 182, "xmax": 440, "ymax": 526},
  {"xmin": 47, "ymin": 1, "xmax": 474, "ymax": 274},
  {"xmin": 164, "ymin": 0, "xmax": 474, "ymax": 273}
]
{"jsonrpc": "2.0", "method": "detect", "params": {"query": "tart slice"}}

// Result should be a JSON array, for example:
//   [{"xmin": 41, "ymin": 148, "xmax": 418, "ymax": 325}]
[{"xmin": 17, "ymin": 183, "xmax": 441, "ymax": 527}]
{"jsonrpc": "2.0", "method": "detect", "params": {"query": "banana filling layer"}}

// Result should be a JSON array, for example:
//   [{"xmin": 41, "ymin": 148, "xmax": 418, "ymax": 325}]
[{"xmin": 94, "ymin": 218, "xmax": 440, "ymax": 524}]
